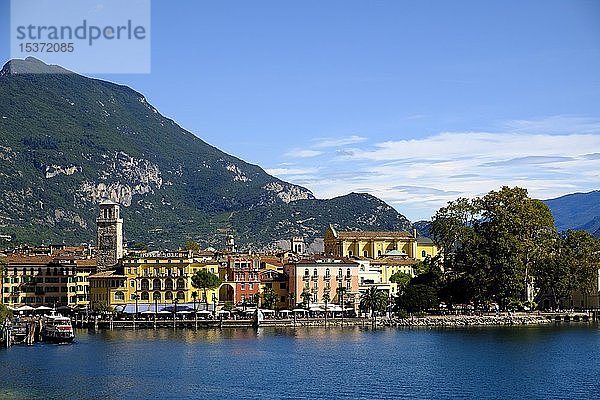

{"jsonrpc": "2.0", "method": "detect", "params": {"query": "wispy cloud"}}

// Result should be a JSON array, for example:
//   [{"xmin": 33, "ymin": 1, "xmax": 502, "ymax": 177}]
[
  {"xmin": 284, "ymin": 149, "xmax": 323, "ymax": 158},
  {"xmin": 265, "ymin": 167, "xmax": 319, "ymax": 176},
  {"xmin": 503, "ymin": 115, "xmax": 600, "ymax": 135},
  {"xmin": 270, "ymin": 120, "xmax": 600, "ymax": 221},
  {"xmin": 313, "ymin": 135, "xmax": 367, "ymax": 148}
]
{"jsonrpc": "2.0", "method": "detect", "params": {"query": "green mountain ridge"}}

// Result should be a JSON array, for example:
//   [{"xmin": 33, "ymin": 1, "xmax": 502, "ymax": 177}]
[{"xmin": 0, "ymin": 57, "xmax": 412, "ymax": 249}]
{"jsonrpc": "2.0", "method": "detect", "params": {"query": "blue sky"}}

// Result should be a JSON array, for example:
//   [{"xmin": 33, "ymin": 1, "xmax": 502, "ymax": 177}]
[{"xmin": 1, "ymin": 1, "xmax": 599, "ymax": 220}]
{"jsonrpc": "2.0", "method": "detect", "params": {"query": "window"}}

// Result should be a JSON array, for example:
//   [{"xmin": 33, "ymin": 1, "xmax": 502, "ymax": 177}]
[
  {"xmin": 313, "ymin": 269, "xmax": 318, "ymax": 277},
  {"xmin": 348, "ymin": 251, "xmax": 353, "ymax": 256},
  {"xmin": 153, "ymin": 291, "xmax": 161, "ymax": 300},
  {"xmin": 249, "ymin": 283, "xmax": 253, "ymax": 290},
  {"xmin": 165, "ymin": 279, "xmax": 173, "ymax": 290},
  {"xmin": 165, "ymin": 291, "xmax": 173, "ymax": 300},
  {"xmin": 325, "ymin": 269, "xmax": 330, "ymax": 278},
  {"xmin": 346, "ymin": 281, "xmax": 350, "ymax": 290},
  {"xmin": 421, "ymin": 250, "xmax": 427, "ymax": 258},
  {"xmin": 346, "ymin": 268, "xmax": 351, "ymax": 278},
  {"xmin": 364, "ymin": 251, "xmax": 368, "ymax": 257},
  {"xmin": 377, "ymin": 250, "xmax": 382, "ymax": 257},
  {"xmin": 338, "ymin": 269, "xmax": 342, "ymax": 277},
  {"xmin": 114, "ymin": 291, "xmax": 125, "ymax": 301},
  {"xmin": 304, "ymin": 269, "xmax": 309, "ymax": 277},
  {"xmin": 141, "ymin": 292, "xmax": 149, "ymax": 300},
  {"xmin": 153, "ymin": 279, "xmax": 161, "ymax": 291},
  {"xmin": 141, "ymin": 279, "xmax": 149, "ymax": 290},
  {"xmin": 313, "ymin": 282, "xmax": 318, "ymax": 290},
  {"xmin": 241, "ymin": 283, "xmax": 245, "ymax": 290},
  {"xmin": 177, "ymin": 278, "xmax": 185, "ymax": 290},
  {"xmin": 177, "ymin": 291, "xmax": 185, "ymax": 300}
]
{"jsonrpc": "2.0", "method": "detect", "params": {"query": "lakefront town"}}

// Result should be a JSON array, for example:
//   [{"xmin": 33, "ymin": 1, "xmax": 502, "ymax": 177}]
[{"xmin": 2, "ymin": 186, "xmax": 599, "ymax": 346}]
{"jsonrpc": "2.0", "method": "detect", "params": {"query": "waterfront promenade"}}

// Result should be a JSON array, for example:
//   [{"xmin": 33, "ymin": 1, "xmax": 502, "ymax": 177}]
[{"xmin": 86, "ymin": 311, "xmax": 589, "ymax": 330}]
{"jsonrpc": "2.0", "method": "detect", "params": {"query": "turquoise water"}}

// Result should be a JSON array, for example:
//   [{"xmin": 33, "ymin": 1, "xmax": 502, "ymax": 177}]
[{"xmin": 1, "ymin": 325, "xmax": 600, "ymax": 399}]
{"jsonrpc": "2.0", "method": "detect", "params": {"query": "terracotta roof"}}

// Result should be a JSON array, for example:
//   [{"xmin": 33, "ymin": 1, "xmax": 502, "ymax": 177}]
[
  {"xmin": 1, "ymin": 255, "xmax": 53, "ymax": 265},
  {"xmin": 89, "ymin": 270, "xmax": 126, "ymax": 278},
  {"xmin": 336, "ymin": 231, "xmax": 413, "ymax": 240},
  {"xmin": 76, "ymin": 259, "xmax": 97, "ymax": 267}
]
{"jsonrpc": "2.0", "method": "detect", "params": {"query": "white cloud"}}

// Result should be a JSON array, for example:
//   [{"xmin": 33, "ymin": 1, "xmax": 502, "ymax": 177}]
[
  {"xmin": 313, "ymin": 135, "xmax": 367, "ymax": 148},
  {"xmin": 265, "ymin": 167, "xmax": 319, "ymax": 176},
  {"xmin": 276, "ymin": 128, "xmax": 600, "ymax": 221},
  {"xmin": 284, "ymin": 149, "xmax": 323, "ymax": 158}
]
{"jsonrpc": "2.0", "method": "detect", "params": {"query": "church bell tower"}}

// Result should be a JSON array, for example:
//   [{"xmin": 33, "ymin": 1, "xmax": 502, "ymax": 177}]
[{"xmin": 96, "ymin": 200, "xmax": 123, "ymax": 271}]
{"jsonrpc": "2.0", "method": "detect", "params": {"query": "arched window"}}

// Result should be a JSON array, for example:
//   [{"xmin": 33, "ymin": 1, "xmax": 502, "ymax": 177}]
[
  {"xmin": 165, "ymin": 291, "xmax": 173, "ymax": 300},
  {"xmin": 165, "ymin": 278, "xmax": 173, "ymax": 290},
  {"xmin": 176, "ymin": 278, "xmax": 185, "ymax": 290},
  {"xmin": 177, "ymin": 291, "xmax": 185, "ymax": 300},
  {"xmin": 325, "ymin": 268, "xmax": 330, "ymax": 278},
  {"xmin": 153, "ymin": 279, "xmax": 161, "ymax": 290},
  {"xmin": 348, "ymin": 250, "xmax": 353, "ymax": 256},
  {"xmin": 338, "ymin": 268, "xmax": 343, "ymax": 277},
  {"xmin": 421, "ymin": 250, "xmax": 427, "ymax": 258},
  {"xmin": 313, "ymin": 269, "xmax": 317, "ymax": 277},
  {"xmin": 377, "ymin": 250, "xmax": 382, "ymax": 257},
  {"xmin": 346, "ymin": 268, "xmax": 351, "ymax": 278},
  {"xmin": 153, "ymin": 291, "xmax": 161, "ymax": 300},
  {"xmin": 304, "ymin": 269, "xmax": 309, "ymax": 277},
  {"xmin": 141, "ymin": 279, "xmax": 149, "ymax": 290},
  {"xmin": 363, "ymin": 251, "xmax": 368, "ymax": 257},
  {"xmin": 114, "ymin": 291, "xmax": 124, "ymax": 301},
  {"xmin": 141, "ymin": 291, "xmax": 149, "ymax": 300}
]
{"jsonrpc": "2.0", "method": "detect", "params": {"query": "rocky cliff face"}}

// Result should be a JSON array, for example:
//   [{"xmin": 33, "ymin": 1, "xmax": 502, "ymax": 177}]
[{"xmin": 0, "ymin": 57, "xmax": 412, "ymax": 249}]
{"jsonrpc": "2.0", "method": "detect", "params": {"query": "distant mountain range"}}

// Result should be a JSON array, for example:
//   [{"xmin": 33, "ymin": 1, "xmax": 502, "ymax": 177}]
[
  {"xmin": 0, "ymin": 57, "xmax": 412, "ymax": 249},
  {"xmin": 543, "ymin": 190, "xmax": 600, "ymax": 237}
]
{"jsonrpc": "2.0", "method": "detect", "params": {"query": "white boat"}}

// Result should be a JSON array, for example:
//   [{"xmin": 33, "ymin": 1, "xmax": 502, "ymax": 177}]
[{"xmin": 41, "ymin": 312, "xmax": 75, "ymax": 343}]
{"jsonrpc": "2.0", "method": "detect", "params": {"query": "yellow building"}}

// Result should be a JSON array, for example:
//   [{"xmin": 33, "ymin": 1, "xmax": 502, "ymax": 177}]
[
  {"xmin": 90, "ymin": 251, "xmax": 222, "ymax": 312},
  {"xmin": 324, "ymin": 226, "xmax": 416, "ymax": 258},
  {"xmin": 375, "ymin": 257, "xmax": 420, "ymax": 296},
  {"xmin": 416, "ymin": 237, "xmax": 439, "ymax": 261}
]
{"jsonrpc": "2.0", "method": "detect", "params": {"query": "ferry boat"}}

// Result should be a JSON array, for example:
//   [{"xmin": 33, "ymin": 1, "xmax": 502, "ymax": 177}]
[{"xmin": 41, "ymin": 312, "xmax": 75, "ymax": 343}]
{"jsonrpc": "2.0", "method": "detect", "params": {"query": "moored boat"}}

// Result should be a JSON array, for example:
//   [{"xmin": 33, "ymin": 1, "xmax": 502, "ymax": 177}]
[{"xmin": 41, "ymin": 312, "xmax": 75, "ymax": 343}]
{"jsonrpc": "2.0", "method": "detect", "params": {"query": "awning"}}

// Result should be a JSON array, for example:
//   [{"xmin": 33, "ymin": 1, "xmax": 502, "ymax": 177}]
[
  {"xmin": 260, "ymin": 309, "xmax": 275, "ymax": 313},
  {"xmin": 35, "ymin": 306, "xmax": 53, "ymax": 311},
  {"xmin": 279, "ymin": 310, "xmax": 291, "ymax": 313},
  {"xmin": 217, "ymin": 310, "xmax": 230, "ymax": 314},
  {"xmin": 17, "ymin": 305, "xmax": 35, "ymax": 311},
  {"xmin": 292, "ymin": 308, "xmax": 308, "ymax": 313}
]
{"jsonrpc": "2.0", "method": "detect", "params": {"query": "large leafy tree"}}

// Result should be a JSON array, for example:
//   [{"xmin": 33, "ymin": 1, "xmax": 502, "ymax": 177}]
[
  {"xmin": 395, "ymin": 284, "xmax": 438, "ymax": 313},
  {"xmin": 431, "ymin": 186, "xmax": 558, "ymax": 310},
  {"xmin": 191, "ymin": 270, "xmax": 222, "ymax": 309},
  {"xmin": 535, "ymin": 230, "xmax": 600, "ymax": 308}
]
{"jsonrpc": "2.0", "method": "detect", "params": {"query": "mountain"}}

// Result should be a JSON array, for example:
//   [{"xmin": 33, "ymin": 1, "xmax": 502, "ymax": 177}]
[
  {"xmin": 0, "ymin": 57, "xmax": 412, "ymax": 249},
  {"xmin": 543, "ymin": 190, "xmax": 600, "ymax": 237}
]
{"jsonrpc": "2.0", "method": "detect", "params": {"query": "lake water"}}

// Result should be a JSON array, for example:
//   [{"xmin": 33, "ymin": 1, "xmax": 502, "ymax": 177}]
[{"xmin": 1, "ymin": 325, "xmax": 600, "ymax": 399}]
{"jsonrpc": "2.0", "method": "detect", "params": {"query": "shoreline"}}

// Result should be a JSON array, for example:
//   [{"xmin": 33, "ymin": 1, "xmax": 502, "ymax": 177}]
[{"xmin": 84, "ymin": 312, "xmax": 592, "ymax": 331}]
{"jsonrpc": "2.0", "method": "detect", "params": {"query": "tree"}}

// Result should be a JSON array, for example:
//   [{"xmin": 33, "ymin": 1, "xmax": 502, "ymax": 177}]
[
  {"xmin": 535, "ymin": 230, "xmax": 600, "ymax": 308},
  {"xmin": 389, "ymin": 272, "xmax": 411, "ymax": 293},
  {"xmin": 191, "ymin": 270, "xmax": 222, "ymax": 310},
  {"xmin": 261, "ymin": 287, "xmax": 278, "ymax": 309},
  {"xmin": 287, "ymin": 292, "xmax": 296, "ymax": 309},
  {"xmin": 431, "ymin": 186, "xmax": 558, "ymax": 310},
  {"xmin": 360, "ymin": 287, "xmax": 388, "ymax": 325},
  {"xmin": 184, "ymin": 240, "xmax": 200, "ymax": 252},
  {"xmin": 395, "ymin": 284, "xmax": 437, "ymax": 313},
  {"xmin": 0, "ymin": 303, "xmax": 12, "ymax": 323}
]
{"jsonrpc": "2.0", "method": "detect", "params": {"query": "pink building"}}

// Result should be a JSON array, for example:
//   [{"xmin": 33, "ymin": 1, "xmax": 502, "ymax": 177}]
[{"xmin": 284, "ymin": 257, "xmax": 359, "ymax": 310}]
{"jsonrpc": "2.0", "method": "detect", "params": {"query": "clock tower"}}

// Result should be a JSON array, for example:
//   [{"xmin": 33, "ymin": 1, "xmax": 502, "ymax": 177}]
[{"xmin": 96, "ymin": 200, "xmax": 123, "ymax": 271}]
